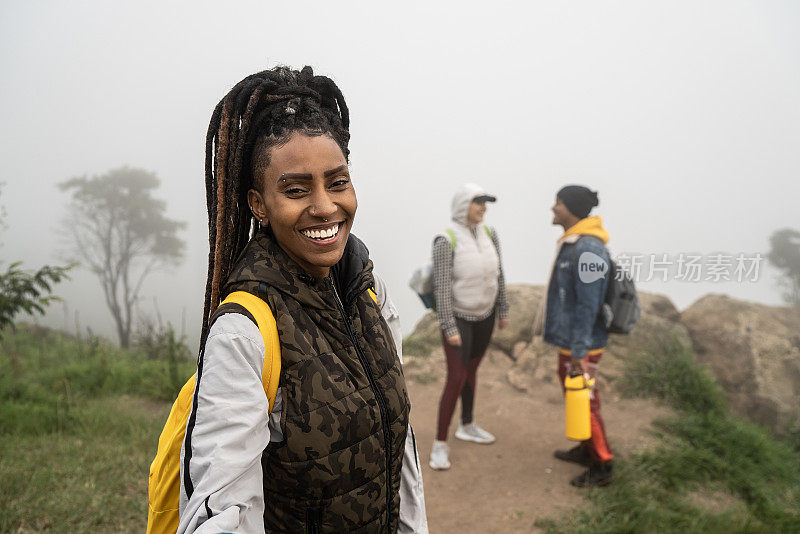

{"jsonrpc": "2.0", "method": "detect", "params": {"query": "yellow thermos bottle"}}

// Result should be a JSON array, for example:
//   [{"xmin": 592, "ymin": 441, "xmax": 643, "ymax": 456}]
[{"xmin": 564, "ymin": 374, "xmax": 595, "ymax": 441}]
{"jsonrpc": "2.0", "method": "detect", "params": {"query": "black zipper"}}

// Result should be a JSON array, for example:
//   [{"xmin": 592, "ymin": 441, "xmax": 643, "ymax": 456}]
[
  {"xmin": 330, "ymin": 278, "xmax": 393, "ymax": 533},
  {"xmin": 306, "ymin": 507, "xmax": 321, "ymax": 534},
  {"xmin": 410, "ymin": 426, "xmax": 419, "ymax": 471}
]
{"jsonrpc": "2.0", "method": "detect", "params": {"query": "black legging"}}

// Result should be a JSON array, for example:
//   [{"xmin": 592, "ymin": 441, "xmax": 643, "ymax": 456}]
[{"xmin": 436, "ymin": 313, "xmax": 495, "ymax": 441}]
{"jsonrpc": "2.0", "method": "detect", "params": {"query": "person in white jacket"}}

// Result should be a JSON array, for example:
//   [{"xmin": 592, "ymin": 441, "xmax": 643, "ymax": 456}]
[
  {"xmin": 179, "ymin": 65, "xmax": 427, "ymax": 533},
  {"xmin": 429, "ymin": 183, "xmax": 509, "ymax": 470},
  {"xmin": 180, "ymin": 273, "xmax": 428, "ymax": 533}
]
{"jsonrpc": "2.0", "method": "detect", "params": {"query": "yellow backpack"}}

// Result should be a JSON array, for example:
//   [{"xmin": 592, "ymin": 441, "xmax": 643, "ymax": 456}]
[{"xmin": 146, "ymin": 291, "xmax": 281, "ymax": 534}]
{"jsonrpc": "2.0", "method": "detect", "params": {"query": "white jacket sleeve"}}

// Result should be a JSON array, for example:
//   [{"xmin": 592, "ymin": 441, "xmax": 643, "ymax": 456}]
[
  {"xmin": 373, "ymin": 274, "xmax": 430, "ymax": 534},
  {"xmin": 178, "ymin": 313, "xmax": 270, "ymax": 534}
]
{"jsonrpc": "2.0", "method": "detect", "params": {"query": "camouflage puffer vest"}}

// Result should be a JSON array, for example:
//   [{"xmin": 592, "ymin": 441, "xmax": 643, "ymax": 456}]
[{"xmin": 223, "ymin": 229, "xmax": 410, "ymax": 533}]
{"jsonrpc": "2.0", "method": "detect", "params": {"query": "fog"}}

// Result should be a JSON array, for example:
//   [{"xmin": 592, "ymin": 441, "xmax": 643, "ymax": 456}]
[{"xmin": 2, "ymin": 1, "xmax": 799, "ymax": 348}]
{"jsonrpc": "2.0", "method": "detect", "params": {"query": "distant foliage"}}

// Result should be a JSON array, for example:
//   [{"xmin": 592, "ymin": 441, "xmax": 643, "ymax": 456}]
[
  {"xmin": 59, "ymin": 167, "xmax": 186, "ymax": 347},
  {"xmin": 134, "ymin": 315, "xmax": 191, "ymax": 360},
  {"xmin": 134, "ymin": 315, "xmax": 193, "ymax": 395},
  {"xmin": 767, "ymin": 228, "xmax": 800, "ymax": 307},
  {"xmin": 0, "ymin": 263, "xmax": 71, "ymax": 337},
  {"xmin": 0, "ymin": 185, "xmax": 71, "ymax": 336}
]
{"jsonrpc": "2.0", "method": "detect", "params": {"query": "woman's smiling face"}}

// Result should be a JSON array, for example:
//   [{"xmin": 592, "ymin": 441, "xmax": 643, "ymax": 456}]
[
  {"xmin": 247, "ymin": 132, "xmax": 357, "ymax": 278},
  {"xmin": 467, "ymin": 199, "xmax": 487, "ymax": 225}
]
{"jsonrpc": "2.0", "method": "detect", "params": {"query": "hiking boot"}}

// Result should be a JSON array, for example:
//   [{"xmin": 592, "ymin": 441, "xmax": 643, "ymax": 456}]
[
  {"xmin": 570, "ymin": 461, "xmax": 614, "ymax": 487},
  {"xmin": 429, "ymin": 440, "xmax": 451, "ymax": 470},
  {"xmin": 554, "ymin": 444, "xmax": 592, "ymax": 467},
  {"xmin": 455, "ymin": 422, "xmax": 496, "ymax": 444}
]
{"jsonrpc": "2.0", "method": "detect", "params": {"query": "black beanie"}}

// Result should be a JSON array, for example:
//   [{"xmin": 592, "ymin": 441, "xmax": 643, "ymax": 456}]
[{"xmin": 557, "ymin": 185, "xmax": 599, "ymax": 219}]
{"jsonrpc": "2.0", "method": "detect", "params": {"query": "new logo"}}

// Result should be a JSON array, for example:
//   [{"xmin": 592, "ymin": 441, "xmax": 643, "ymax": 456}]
[{"xmin": 578, "ymin": 251, "xmax": 608, "ymax": 283}]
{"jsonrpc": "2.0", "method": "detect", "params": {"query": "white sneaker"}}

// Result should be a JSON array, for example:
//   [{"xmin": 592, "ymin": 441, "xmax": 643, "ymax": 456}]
[
  {"xmin": 429, "ymin": 440, "xmax": 451, "ymax": 470},
  {"xmin": 455, "ymin": 422, "xmax": 496, "ymax": 444}
]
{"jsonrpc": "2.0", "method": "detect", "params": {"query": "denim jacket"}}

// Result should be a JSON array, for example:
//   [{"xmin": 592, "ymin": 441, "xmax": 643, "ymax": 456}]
[{"xmin": 543, "ymin": 235, "xmax": 610, "ymax": 359}]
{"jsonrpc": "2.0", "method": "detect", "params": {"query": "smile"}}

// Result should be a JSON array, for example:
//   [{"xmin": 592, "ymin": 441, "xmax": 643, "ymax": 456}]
[{"xmin": 300, "ymin": 222, "xmax": 341, "ymax": 243}]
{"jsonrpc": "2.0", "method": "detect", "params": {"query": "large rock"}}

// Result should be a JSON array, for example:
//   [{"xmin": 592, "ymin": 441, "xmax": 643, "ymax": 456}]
[
  {"xmin": 487, "ymin": 284, "xmax": 543, "ymax": 356},
  {"xmin": 680, "ymin": 294, "xmax": 800, "ymax": 433},
  {"xmin": 403, "ymin": 284, "xmax": 544, "ymax": 359},
  {"xmin": 638, "ymin": 292, "xmax": 682, "ymax": 323}
]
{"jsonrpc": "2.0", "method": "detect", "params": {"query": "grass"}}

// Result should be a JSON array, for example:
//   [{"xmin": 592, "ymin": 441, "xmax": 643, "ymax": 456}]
[
  {"xmin": 0, "ymin": 325, "xmax": 194, "ymax": 532},
  {"xmin": 0, "ymin": 397, "xmax": 170, "ymax": 533},
  {"xmin": 4, "ymin": 324, "xmax": 799, "ymax": 532},
  {"xmin": 402, "ymin": 334, "xmax": 439, "ymax": 359},
  {"xmin": 539, "ymin": 336, "xmax": 800, "ymax": 534}
]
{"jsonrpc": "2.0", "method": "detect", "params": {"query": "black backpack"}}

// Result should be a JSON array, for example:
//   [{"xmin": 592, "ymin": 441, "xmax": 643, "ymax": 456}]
[{"xmin": 601, "ymin": 258, "xmax": 640, "ymax": 334}]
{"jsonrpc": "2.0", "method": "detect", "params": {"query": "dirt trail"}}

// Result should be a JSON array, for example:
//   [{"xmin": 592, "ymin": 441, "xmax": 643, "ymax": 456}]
[{"xmin": 406, "ymin": 350, "xmax": 672, "ymax": 533}]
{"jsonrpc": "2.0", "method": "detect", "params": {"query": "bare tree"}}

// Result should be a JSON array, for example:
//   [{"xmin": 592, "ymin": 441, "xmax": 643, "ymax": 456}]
[
  {"xmin": 767, "ymin": 228, "xmax": 800, "ymax": 308},
  {"xmin": 59, "ymin": 167, "xmax": 185, "ymax": 347}
]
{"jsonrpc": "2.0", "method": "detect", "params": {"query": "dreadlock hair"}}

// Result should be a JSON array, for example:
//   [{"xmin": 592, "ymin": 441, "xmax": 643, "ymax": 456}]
[{"xmin": 201, "ymin": 65, "xmax": 350, "ymax": 346}]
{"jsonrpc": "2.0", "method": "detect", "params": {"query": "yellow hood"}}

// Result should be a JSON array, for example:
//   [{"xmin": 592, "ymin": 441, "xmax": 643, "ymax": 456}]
[{"xmin": 560, "ymin": 216, "xmax": 609, "ymax": 244}]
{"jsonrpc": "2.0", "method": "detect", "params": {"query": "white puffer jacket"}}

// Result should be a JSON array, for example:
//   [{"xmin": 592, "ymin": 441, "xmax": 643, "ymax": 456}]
[{"xmin": 448, "ymin": 184, "xmax": 500, "ymax": 317}]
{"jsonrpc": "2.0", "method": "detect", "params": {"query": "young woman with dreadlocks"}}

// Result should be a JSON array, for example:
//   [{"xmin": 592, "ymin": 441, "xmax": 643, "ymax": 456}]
[{"xmin": 178, "ymin": 66, "xmax": 428, "ymax": 534}]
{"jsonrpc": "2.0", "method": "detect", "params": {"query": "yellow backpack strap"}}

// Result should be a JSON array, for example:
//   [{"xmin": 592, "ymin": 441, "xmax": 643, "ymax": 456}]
[{"xmin": 220, "ymin": 291, "xmax": 281, "ymax": 413}]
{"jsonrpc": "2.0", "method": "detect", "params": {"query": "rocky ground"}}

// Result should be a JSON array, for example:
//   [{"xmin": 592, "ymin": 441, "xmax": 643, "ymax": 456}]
[{"xmin": 405, "ymin": 348, "xmax": 673, "ymax": 532}]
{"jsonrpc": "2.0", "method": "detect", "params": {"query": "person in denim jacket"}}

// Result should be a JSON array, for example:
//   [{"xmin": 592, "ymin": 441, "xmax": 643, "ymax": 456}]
[
  {"xmin": 534, "ymin": 185, "xmax": 614, "ymax": 488},
  {"xmin": 543, "ymin": 230, "xmax": 610, "ymax": 357}
]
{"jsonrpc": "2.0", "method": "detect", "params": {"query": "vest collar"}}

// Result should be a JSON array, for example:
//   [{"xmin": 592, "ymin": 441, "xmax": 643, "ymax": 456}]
[{"xmin": 224, "ymin": 228, "xmax": 374, "ymax": 309}]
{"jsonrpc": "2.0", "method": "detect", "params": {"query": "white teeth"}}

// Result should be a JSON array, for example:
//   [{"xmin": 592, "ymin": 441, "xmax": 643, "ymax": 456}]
[{"xmin": 302, "ymin": 223, "xmax": 339, "ymax": 240}]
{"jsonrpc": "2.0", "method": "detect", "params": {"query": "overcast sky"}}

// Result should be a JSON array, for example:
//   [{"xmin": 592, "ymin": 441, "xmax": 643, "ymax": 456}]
[{"xmin": 2, "ymin": 1, "xmax": 799, "ymax": 346}]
